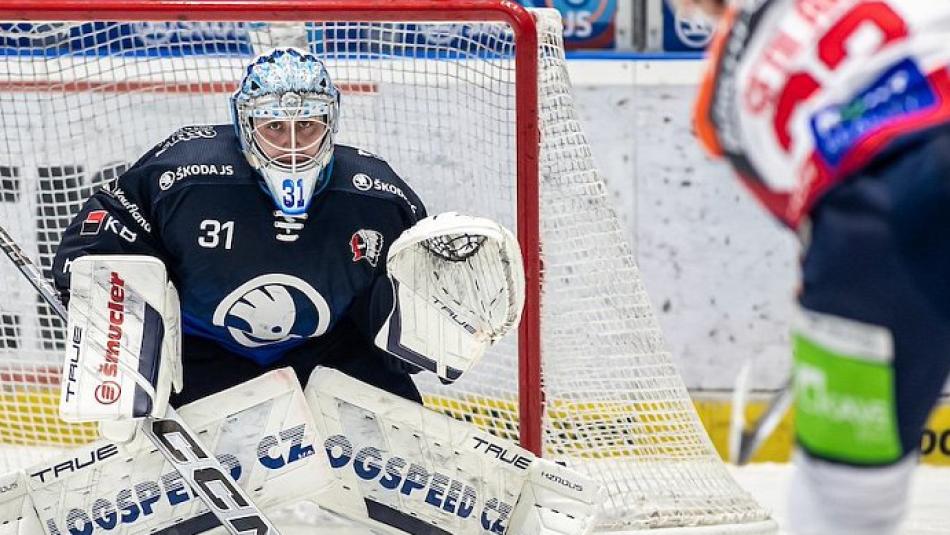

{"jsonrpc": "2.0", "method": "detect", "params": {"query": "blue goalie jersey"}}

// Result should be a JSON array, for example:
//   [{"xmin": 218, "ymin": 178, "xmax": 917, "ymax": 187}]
[{"xmin": 53, "ymin": 125, "xmax": 427, "ymax": 404}]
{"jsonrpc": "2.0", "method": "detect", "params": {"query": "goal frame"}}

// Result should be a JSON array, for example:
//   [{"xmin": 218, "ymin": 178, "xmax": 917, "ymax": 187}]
[{"xmin": 0, "ymin": 0, "xmax": 545, "ymax": 454}]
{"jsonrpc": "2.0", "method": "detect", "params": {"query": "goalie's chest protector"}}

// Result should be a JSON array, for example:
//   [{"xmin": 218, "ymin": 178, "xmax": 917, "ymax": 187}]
[{"xmin": 144, "ymin": 130, "xmax": 422, "ymax": 365}]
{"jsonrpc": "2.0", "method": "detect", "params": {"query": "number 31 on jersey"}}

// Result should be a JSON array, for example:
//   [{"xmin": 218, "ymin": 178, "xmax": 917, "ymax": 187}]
[{"xmin": 198, "ymin": 219, "xmax": 234, "ymax": 249}]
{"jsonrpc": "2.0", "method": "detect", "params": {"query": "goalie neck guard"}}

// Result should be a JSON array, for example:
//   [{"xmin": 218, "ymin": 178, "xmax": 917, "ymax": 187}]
[{"xmin": 231, "ymin": 47, "xmax": 341, "ymax": 215}]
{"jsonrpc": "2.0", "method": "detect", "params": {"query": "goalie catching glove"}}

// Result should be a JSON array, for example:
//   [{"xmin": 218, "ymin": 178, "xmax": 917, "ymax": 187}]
[
  {"xmin": 377, "ymin": 213, "xmax": 525, "ymax": 382},
  {"xmin": 60, "ymin": 255, "xmax": 182, "ymax": 440}
]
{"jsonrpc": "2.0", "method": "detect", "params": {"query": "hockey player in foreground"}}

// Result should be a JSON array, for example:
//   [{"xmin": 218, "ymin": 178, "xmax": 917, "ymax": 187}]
[
  {"xmin": 687, "ymin": 1, "xmax": 950, "ymax": 533},
  {"xmin": 0, "ymin": 48, "xmax": 600, "ymax": 535}
]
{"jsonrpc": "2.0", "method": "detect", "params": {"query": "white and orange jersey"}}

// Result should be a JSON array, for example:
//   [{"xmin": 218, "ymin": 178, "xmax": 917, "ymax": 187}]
[{"xmin": 694, "ymin": 0, "xmax": 950, "ymax": 228}]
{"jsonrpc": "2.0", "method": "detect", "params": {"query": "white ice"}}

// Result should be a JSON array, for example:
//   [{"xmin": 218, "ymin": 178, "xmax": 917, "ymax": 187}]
[
  {"xmin": 274, "ymin": 464, "xmax": 950, "ymax": 534},
  {"xmin": 730, "ymin": 464, "xmax": 950, "ymax": 535}
]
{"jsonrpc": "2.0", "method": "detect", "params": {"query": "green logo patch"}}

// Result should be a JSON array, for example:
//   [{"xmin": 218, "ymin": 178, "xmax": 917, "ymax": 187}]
[{"xmin": 793, "ymin": 333, "xmax": 901, "ymax": 464}]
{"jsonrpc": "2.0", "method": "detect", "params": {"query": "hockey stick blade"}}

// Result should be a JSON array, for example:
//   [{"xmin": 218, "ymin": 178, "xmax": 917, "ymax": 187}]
[
  {"xmin": 728, "ymin": 360, "xmax": 752, "ymax": 464},
  {"xmin": 735, "ymin": 378, "xmax": 793, "ymax": 466},
  {"xmin": 0, "ymin": 224, "xmax": 280, "ymax": 535}
]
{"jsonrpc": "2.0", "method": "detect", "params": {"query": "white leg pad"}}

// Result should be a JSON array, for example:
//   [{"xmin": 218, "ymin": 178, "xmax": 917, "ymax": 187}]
[
  {"xmin": 788, "ymin": 449, "xmax": 915, "ymax": 535},
  {"xmin": 14, "ymin": 368, "xmax": 333, "ymax": 535},
  {"xmin": 0, "ymin": 472, "xmax": 45, "ymax": 535},
  {"xmin": 303, "ymin": 367, "xmax": 601, "ymax": 534}
]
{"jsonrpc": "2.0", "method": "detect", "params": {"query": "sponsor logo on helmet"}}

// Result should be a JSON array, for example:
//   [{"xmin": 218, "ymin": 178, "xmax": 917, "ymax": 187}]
[
  {"xmin": 154, "ymin": 126, "xmax": 217, "ymax": 157},
  {"xmin": 350, "ymin": 229, "xmax": 383, "ymax": 267},
  {"xmin": 158, "ymin": 164, "xmax": 235, "ymax": 191}
]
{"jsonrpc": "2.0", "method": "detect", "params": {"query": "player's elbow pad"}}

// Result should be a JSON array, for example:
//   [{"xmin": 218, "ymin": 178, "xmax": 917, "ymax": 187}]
[
  {"xmin": 61, "ymin": 255, "xmax": 182, "ymax": 425},
  {"xmin": 374, "ymin": 212, "xmax": 524, "ymax": 382}
]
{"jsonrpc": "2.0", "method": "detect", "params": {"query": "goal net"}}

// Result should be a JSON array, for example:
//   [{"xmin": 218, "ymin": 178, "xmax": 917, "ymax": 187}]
[{"xmin": 0, "ymin": 2, "xmax": 776, "ymax": 532}]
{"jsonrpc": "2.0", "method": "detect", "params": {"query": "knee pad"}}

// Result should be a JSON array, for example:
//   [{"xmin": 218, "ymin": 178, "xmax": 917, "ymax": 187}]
[
  {"xmin": 789, "ymin": 450, "xmax": 915, "ymax": 535},
  {"xmin": 792, "ymin": 307, "xmax": 902, "ymax": 464}
]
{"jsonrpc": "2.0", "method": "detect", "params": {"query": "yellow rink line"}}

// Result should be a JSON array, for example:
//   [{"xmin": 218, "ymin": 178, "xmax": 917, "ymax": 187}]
[
  {"xmin": 4, "ymin": 387, "xmax": 948, "ymax": 465},
  {"xmin": 0, "ymin": 390, "xmax": 98, "ymax": 447},
  {"xmin": 693, "ymin": 395, "xmax": 950, "ymax": 465}
]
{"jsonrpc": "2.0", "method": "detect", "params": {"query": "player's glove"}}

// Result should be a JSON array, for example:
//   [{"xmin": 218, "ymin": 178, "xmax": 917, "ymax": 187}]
[{"xmin": 376, "ymin": 212, "xmax": 524, "ymax": 383}]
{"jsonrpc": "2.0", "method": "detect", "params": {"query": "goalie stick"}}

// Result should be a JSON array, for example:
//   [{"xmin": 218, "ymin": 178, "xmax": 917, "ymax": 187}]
[
  {"xmin": 729, "ymin": 359, "xmax": 793, "ymax": 465},
  {"xmin": 0, "ymin": 224, "xmax": 280, "ymax": 535}
]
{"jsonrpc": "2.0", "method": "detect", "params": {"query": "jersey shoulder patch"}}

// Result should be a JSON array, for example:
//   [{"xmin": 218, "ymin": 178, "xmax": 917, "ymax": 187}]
[
  {"xmin": 151, "ymin": 124, "xmax": 224, "ymax": 159},
  {"xmin": 145, "ymin": 124, "xmax": 245, "ymax": 170},
  {"xmin": 329, "ymin": 145, "xmax": 425, "ymax": 219}
]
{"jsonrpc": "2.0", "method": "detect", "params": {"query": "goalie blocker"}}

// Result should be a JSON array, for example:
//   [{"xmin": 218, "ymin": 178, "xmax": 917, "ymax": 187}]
[
  {"xmin": 1, "ymin": 367, "xmax": 599, "ymax": 535},
  {"xmin": 61, "ymin": 255, "xmax": 182, "ymax": 441}
]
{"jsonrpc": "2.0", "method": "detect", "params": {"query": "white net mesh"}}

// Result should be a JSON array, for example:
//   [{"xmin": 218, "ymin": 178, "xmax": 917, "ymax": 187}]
[{"xmin": 0, "ymin": 8, "xmax": 774, "ymax": 533}]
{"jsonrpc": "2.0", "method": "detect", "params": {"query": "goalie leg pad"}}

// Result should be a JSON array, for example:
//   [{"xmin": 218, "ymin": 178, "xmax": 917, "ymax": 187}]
[
  {"xmin": 507, "ymin": 459, "xmax": 601, "ymax": 535},
  {"xmin": 0, "ymin": 472, "xmax": 45, "ymax": 535},
  {"xmin": 304, "ymin": 367, "xmax": 600, "ymax": 535},
  {"xmin": 23, "ymin": 368, "xmax": 332, "ymax": 535}
]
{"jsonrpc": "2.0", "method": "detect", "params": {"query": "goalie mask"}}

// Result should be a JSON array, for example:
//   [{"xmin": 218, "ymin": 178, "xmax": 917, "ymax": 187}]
[{"xmin": 231, "ymin": 47, "xmax": 340, "ymax": 215}]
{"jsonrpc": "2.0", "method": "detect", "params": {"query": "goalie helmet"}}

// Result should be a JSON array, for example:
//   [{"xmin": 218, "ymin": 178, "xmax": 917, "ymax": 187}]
[{"xmin": 231, "ymin": 47, "xmax": 341, "ymax": 215}]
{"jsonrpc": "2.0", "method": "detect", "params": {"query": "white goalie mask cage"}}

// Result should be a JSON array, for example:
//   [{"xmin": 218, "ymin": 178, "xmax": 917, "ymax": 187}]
[{"xmin": 231, "ymin": 47, "xmax": 341, "ymax": 215}]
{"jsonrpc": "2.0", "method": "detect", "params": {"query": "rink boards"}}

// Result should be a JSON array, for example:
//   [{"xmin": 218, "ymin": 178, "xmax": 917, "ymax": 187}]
[{"xmin": 694, "ymin": 393, "xmax": 950, "ymax": 465}]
